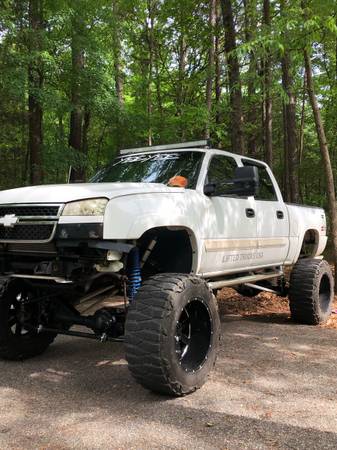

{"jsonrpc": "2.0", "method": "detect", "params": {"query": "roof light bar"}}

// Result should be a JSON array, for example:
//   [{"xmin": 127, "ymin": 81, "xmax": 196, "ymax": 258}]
[{"xmin": 120, "ymin": 140, "xmax": 210, "ymax": 155}]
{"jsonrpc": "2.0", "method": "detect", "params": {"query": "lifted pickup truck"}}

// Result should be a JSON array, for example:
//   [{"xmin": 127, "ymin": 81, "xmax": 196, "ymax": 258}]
[{"xmin": 0, "ymin": 140, "xmax": 333, "ymax": 396}]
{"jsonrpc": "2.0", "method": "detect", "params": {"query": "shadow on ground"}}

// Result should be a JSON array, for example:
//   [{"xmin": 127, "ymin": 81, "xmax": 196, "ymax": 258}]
[{"xmin": 1, "ymin": 309, "xmax": 337, "ymax": 449}]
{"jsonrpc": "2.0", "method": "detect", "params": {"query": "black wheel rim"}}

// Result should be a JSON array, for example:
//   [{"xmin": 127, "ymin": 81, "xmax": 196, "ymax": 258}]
[
  {"xmin": 319, "ymin": 274, "xmax": 331, "ymax": 313},
  {"xmin": 175, "ymin": 298, "xmax": 213, "ymax": 372},
  {"xmin": 7, "ymin": 287, "xmax": 39, "ymax": 338}
]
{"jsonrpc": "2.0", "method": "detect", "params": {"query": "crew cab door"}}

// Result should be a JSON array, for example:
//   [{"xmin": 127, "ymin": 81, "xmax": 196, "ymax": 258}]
[
  {"xmin": 199, "ymin": 154, "xmax": 258, "ymax": 275},
  {"xmin": 242, "ymin": 160, "xmax": 290, "ymax": 266}
]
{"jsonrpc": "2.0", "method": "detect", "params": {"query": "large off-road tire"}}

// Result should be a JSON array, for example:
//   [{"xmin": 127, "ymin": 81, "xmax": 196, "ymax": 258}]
[
  {"xmin": 0, "ymin": 278, "xmax": 56, "ymax": 360},
  {"xmin": 288, "ymin": 258, "xmax": 334, "ymax": 325},
  {"xmin": 125, "ymin": 273, "xmax": 220, "ymax": 396}
]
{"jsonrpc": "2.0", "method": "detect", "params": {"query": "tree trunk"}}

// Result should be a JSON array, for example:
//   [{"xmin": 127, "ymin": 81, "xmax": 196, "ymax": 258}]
[
  {"xmin": 112, "ymin": 0, "xmax": 124, "ymax": 107},
  {"xmin": 263, "ymin": 0, "xmax": 272, "ymax": 167},
  {"xmin": 282, "ymin": 101, "xmax": 291, "ymax": 201},
  {"xmin": 281, "ymin": 51, "xmax": 299, "ymax": 203},
  {"xmin": 299, "ymin": 73, "xmax": 307, "ymax": 165},
  {"xmin": 177, "ymin": 33, "xmax": 187, "ymax": 140},
  {"xmin": 28, "ymin": 0, "xmax": 43, "ymax": 185},
  {"xmin": 304, "ymin": 47, "xmax": 337, "ymax": 289},
  {"xmin": 69, "ymin": 15, "xmax": 85, "ymax": 182},
  {"xmin": 111, "ymin": 0, "xmax": 124, "ymax": 151},
  {"xmin": 82, "ymin": 109, "xmax": 91, "ymax": 157},
  {"xmin": 215, "ymin": 0, "xmax": 222, "ymax": 128},
  {"xmin": 280, "ymin": 0, "xmax": 299, "ymax": 203},
  {"xmin": 333, "ymin": 10, "xmax": 337, "ymax": 168},
  {"xmin": 113, "ymin": 48, "xmax": 124, "ymax": 107},
  {"xmin": 145, "ymin": 0, "xmax": 154, "ymax": 145},
  {"xmin": 244, "ymin": 0, "xmax": 258, "ymax": 158},
  {"xmin": 205, "ymin": 0, "xmax": 217, "ymax": 140},
  {"xmin": 154, "ymin": 39, "xmax": 164, "ymax": 130},
  {"xmin": 221, "ymin": 0, "xmax": 245, "ymax": 154}
]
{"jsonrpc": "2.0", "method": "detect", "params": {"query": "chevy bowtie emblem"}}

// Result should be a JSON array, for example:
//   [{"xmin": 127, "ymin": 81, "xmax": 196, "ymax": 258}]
[{"xmin": 0, "ymin": 214, "xmax": 19, "ymax": 228}]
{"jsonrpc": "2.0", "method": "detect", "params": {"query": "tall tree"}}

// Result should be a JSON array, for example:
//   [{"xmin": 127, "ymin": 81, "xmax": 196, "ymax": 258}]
[
  {"xmin": 69, "ymin": 10, "xmax": 86, "ymax": 182},
  {"xmin": 205, "ymin": 0, "xmax": 217, "ymax": 140},
  {"xmin": 244, "ymin": 0, "xmax": 258, "ymax": 158},
  {"xmin": 304, "ymin": 48, "xmax": 337, "ymax": 284},
  {"xmin": 214, "ymin": 0, "xmax": 222, "ymax": 128},
  {"xmin": 303, "ymin": 1, "xmax": 337, "ymax": 286},
  {"xmin": 221, "ymin": 0, "xmax": 244, "ymax": 154},
  {"xmin": 280, "ymin": 0, "xmax": 300, "ymax": 203},
  {"xmin": 112, "ymin": 0, "xmax": 124, "ymax": 107},
  {"xmin": 28, "ymin": 0, "xmax": 44, "ymax": 184},
  {"xmin": 263, "ymin": 0, "xmax": 273, "ymax": 167},
  {"xmin": 145, "ymin": 0, "xmax": 155, "ymax": 145},
  {"xmin": 177, "ymin": 34, "xmax": 187, "ymax": 140}
]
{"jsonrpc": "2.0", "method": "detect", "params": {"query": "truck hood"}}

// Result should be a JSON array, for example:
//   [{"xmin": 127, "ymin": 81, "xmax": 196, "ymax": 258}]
[{"xmin": 0, "ymin": 182, "xmax": 185, "ymax": 204}]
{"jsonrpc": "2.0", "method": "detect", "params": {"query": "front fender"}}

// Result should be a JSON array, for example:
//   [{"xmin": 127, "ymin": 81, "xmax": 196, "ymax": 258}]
[{"xmin": 103, "ymin": 192, "xmax": 202, "ymax": 241}]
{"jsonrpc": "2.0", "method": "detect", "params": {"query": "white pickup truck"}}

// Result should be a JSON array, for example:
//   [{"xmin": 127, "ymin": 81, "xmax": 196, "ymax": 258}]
[{"xmin": 0, "ymin": 140, "xmax": 333, "ymax": 396}]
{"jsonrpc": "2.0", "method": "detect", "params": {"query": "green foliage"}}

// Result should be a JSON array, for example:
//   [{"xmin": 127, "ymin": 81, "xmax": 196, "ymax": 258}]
[{"xmin": 0, "ymin": 0, "xmax": 336, "ymax": 209}]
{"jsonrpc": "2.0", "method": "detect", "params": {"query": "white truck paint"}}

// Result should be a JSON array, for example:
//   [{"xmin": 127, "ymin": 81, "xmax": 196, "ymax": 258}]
[
  {"xmin": 0, "ymin": 146, "xmax": 327, "ymax": 282},
  {"xmin": 0, "ymin": 142, "xmax": 332, "ymax": 399}
]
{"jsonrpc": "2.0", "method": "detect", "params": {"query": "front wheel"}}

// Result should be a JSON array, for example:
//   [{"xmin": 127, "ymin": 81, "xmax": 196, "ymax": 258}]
[
  {"xmin": 0, "ymin": 278, "xmax": 56, "ymax": 360},
  {"xmin": 288, "ymin": 259, "xmax": 334, "ymax": 325},
  {"xmin": 125, "ymin": 274, "xmax": 220, "ymax": 396}
]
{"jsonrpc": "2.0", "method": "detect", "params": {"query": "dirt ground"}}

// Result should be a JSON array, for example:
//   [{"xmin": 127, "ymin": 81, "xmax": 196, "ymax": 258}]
[
  {"xmin": 217, "ymin": 287, "xmax": 337, "ymax": 330},
  {"xmin": 1, "ymin": 290, "xmax": 337, "ymax": 449}
]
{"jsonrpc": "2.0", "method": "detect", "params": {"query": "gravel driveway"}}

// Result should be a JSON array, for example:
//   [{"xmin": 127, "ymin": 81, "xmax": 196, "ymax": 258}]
[{"xmin": 1, "ymin": 313, "xmax": 337, "ymax": 450}]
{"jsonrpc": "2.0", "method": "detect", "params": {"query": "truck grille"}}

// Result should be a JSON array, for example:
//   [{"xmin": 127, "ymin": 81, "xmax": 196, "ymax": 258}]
[
  {"xmin": 0, "ymin": 225, "xmax": 54, "ymax": 241},
  {"xmin": 0, "ymin": 203, "xmax": 63, "ymax": 243},
  {"xmin": 0, "ymin": 205, "xmax": 60, "ymax": 218}
]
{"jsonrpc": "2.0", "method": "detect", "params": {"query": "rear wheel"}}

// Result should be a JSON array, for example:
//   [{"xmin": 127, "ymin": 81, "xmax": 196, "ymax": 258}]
[
  {"xmin": 288, "ymin": 259, "xmax": 334, "ymax": 325},
  {"xmin": 125, "ymin": 273, "xmax": 220, "ymax": 396},
  {"xmin": 0, "ymin": 278, "xmax": 56, "ymax": 360}
]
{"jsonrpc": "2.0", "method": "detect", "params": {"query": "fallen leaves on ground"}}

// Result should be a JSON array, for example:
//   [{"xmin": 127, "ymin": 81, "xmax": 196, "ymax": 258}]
[
  {"xmin": 217, "ymin": 287, "xmax": 337, "ymax": 330},
  {"xmin": 323, "ymin": 305, "xmax": 337, "ymax": 329},
  {"xmin": 217, "ymin": 288, "xmax": 289, "ymax": 317}
]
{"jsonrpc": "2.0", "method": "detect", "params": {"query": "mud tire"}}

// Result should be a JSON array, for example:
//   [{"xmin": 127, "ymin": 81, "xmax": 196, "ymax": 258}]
[
  {"xmin": 125, "ymin": 274, "xmax": 220, "ymax": 396},
  {"xmin": 0, "ymin": 278, "xmax": 56, "ymax": 360},
  {"xmin": 288, "ymin": 259, "xmax": 333, "ymax": 325}
]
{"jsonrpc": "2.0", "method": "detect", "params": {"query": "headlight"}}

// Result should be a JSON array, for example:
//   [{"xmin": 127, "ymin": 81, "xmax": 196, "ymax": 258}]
[{"xmin": 62, "ymin": 198, "xmax": 108, "ymax": 216}]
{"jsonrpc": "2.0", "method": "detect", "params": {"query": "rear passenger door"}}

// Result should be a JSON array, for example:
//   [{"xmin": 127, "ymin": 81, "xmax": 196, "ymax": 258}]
[
  {"xmin": 200, "ymin": 154, "xmax": 257, "ymax": 275},
  {"xmin": 242, "ymin": 160, "xmax": 289, "ymax": 266}
]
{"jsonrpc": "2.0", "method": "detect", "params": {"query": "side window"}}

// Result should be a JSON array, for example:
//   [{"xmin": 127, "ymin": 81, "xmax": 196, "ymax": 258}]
[
  {"xmin": 243, "ymin": 161, "xmax": 277, "ymax": 201},
  {"xmin": 206, "ymin": 155, "xmax": 238, "ymax": 196}
]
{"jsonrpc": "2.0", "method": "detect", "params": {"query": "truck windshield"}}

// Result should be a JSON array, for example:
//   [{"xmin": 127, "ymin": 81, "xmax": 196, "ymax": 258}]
[{"xmin": 91, "ymin": 151, "xmax": 204, "ymax": 189}]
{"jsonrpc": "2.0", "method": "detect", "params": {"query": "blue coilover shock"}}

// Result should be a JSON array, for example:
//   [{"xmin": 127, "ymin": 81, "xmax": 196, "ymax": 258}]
[{"xmin": 127, "ymin": 247, "xmax": 142, "ymax": 302}]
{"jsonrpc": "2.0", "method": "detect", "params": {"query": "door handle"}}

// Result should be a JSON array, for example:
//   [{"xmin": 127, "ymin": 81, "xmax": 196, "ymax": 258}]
[
  {"xmin": 245, "ymin": 208, "xmax": 255, "ymax": 218},
  {"xmin": 276, "ymin": 210, "xmax": 284, "ymax": 219}
]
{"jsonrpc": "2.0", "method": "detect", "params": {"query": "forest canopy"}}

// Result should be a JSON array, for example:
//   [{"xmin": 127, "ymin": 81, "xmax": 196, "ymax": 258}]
[{"xmin": 0, "ymin": 0, "xmax": 336, "ymax": 210}]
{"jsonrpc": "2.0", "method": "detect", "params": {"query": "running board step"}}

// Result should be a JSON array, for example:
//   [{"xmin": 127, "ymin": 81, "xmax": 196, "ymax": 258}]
[{"xmin": 208, "ymin": 270, "xmax": 283, "ymax": 290}]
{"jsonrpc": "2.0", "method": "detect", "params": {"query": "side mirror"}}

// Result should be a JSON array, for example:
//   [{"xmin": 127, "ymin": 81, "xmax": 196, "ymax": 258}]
[{"xmin": 230, "ymin": 166, "xmax": 259, "ymax": 197}]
